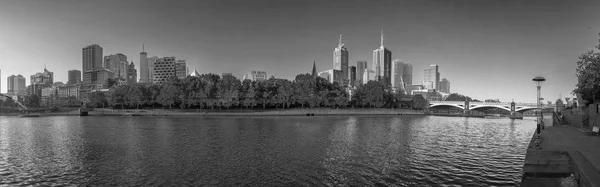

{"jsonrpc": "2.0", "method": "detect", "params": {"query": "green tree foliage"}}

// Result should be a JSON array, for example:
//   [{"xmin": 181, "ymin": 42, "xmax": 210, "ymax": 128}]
[
  {"xmin": 25, "ymin": 94, "xmax": 40, "ymax": 108},
  {"xmin": 80, "ymin": 73, "xmax": 432, "ymax": 110},
  {"xmin": 574, "ymin": 34, "xmax": 600, "ymax": 104},
  {"xmin": 446, "ymin": 93, "xmax": 472, "ymax": 101},
  {"xmin": 412, "ymin": 94, "xmax": 428, "ymax": 110}
]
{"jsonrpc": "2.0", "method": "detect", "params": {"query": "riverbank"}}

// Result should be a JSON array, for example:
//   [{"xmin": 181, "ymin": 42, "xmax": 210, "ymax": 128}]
[
  {"xmin": 521, "ymin": 115, "xmax": 600, "ymax": 186},
  {"xmin": 0, "ymin": 108, "xmax": 427, "ymax": 117}
]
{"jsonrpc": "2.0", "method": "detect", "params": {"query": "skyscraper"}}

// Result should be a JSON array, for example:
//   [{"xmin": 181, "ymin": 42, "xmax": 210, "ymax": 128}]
[
  {"xmin": 139, "ymin": 45, "xmax": 149, "ymax": 83},
  {"xmin": 373, "ymin": 30, "xmax": 392, "ymax": 87},
  {"xmin": 104, "ymin": 53, "xmax": 128, "ymax": 79},
  {"xmin": 356, "ymin": 61, "xmax": 367, "ymax": 85},
  {"xmin": 391, "ymin": 59, "xmax": 405, "ymax": 93},
  {"xmin": 175, "ymin": 60, "xmax": 188, "ymax": 79},
  {"xmin": 82, "ymin": 44, "xmax": 103, "ymax": 85},
  {"xmin": 152, "ymin": 57, "xmax": 177, "ymax": 84},
  {"xmin": 423, "ymin": 64, "xmax": 440, "ymax": 90},
  {"xmin": 402, "ymin": 62, "xmax": 413, "ymax": 85},
  {"xmin": 68, "ymin": 70, "xmax": 81, "ymax": 85},
  {"xmin": 350, "ymin": 66, "xmax": 356, "ymax": 86},
  {"xmin": 333, "ymin": 34, "xmax": 349, "ymax": 85},
  {"xmin": 7, "ymin": 75, "xmax": 26, "ymax": 95},
  {"xmin": 439, "ymin": 78, "xmax": 450, "ymax": 93},
  {"xmin": 147, "ymin": 56, "xmax": 159, "ymax": 83},
  {"xmin": 127, "ymin": 62, "xmax": 137, "ymax": 85}
]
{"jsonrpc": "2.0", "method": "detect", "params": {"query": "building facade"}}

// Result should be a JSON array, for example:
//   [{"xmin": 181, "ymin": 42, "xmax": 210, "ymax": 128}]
[
  {"xmin": 152, "ymin": 57, "xmax": 177, "ymax": 84},
  {"xmin": 127, "ymin": 62, "xmax": 137, "ymax": 85},
  {"xmin": 405, "ymin": 85, "xmax": 424, "ymax": 95},
  {"xmin": 391, "ymin": 59, "xmax": 406, "ymax": 93},
  {"xmin": 82, "ymin": 44, "xmax": 103, "ymax": 73},
  {"xmin": 68, "ymin": 70, "xmax": 81, "ymax": 85},
  {"xmin": 139, "ymin": 50, "xmax": 148, "ymax": 83},
  {"xmin": 362, "ymin": 69, "xmax": 376, "ymax": 85},
  {"xmin": 30, "ymin": 68, "xmax": 54, "ymax": 85},
  {"xmin": 373, "ymin": 30, "xmax": 392, "ymax": 87},
  {"xmin": 147, "ymin": 56, "xmax": 159, "ymax": 83},
  {"xmin": 350, "ymin": 66, "xmax": 356, "ymax": 86},
  {"xmin": 402, "ymin": 62, "xmax": 413, "ymax": 85},
  {"xmin": 58, "ymin": 84, "xmax": 80, "ymax": 99},
  {"xmin": 104, "ymin": 53, "xmax": 128, "ymax": 79},
  {"xmin": 333, "ymin": 35, "xmax": 349, "ymax": 85},
  {"xmin": 356, "ymin": 61, "xmax": 367, "ymax": 85},
  {"xmin": 423, "ymin": 64, "xmax": 440, "ymax": 90},
  {"xmin": 318, "ymin": 69, "xmax": 342, "ymax": 84},
  {"xmin": 7, "ymin": 75, "xmax": 26, "ymax": 95},
  {"xmin": 439, "ymin": 78, "xmax": 450, "ymax": 93},
  {"xmin": 175, "ymin": 60, "xmax": 188, "ymax": 79},
  {"xmin": 243, "ymin": 70, "xmax": 268, "ymax": 82}
]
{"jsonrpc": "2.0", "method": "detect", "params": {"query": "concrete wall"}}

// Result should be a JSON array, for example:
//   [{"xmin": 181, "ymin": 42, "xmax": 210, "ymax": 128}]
[
  {"xmin": 562, "ymin": 108, "xmax": 585, "ymax": 128},
  {"xmin": 589, "ymin": 103, "xmax": 600, "ymax": 130}
]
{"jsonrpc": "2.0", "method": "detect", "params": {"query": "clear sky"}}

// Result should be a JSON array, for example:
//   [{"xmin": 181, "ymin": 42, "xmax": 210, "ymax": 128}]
[{"xmin": 1, "ymin": 0, "xmax": 599, "ymax": 103}]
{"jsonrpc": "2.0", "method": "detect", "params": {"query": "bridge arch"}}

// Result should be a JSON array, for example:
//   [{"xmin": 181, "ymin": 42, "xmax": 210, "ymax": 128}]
[
  {"xmin": 429, "ymin": 104, "xmax": 465, "ymax": 110},
  {"xmin": 515, "ymin": 107, "xmax": 539, "ymax": 113},
  {"xmin": 469, "ymin": 105, "xmax": 511, "ymax": 112}
]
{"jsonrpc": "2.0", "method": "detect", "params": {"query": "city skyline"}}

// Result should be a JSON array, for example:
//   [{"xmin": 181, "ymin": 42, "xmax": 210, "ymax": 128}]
[{"xmin": 1, "ymin": 0, "xmax": 600, "ymax": 102}]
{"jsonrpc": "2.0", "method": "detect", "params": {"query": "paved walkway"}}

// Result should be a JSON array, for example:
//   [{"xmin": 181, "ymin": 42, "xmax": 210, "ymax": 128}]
[{"xmin": 522, "ymin": 116, "xmax": 600, "ymax": 186}]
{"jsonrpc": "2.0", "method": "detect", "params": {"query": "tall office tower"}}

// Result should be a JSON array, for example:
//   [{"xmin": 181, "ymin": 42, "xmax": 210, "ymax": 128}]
[
  {"xmin": 362, "ymin": 69, "xmax": 376, "ymax": 85},
  {"xmin": 175, "ymin": 60, "xmax": 187, "ymax": 79},
  {"xmin": 147, "ymin": 56, "xmax": 159, "ymax": 83},
  {"xmin": 243, "ymin": 71, "xmax": 268, "ymax": 82},
  {"xmin": 350, "ymin": 66, "xmax": 356, "ymax": 86},
  {"xmin": 82, "ymin": 44, "xmax": 103, "ymax": 85},
  {"xmin": 423, "ymin": 64, "xmax": 440, "ymax": 90},
  {"xmin": 127, "ymin": 62, "xmax": 137, "ymax": 85},
  {"xmin": 152, "ymin": 57, "xmax": 177, "ymax": 84},
  {"xmin": 356, "ymin": 61, "xmax": 367, "ymax": 85},
  {"xmin": 391, "ymin": 59, "xmax": 405, "ymax": 92},
  {"xmin": 28, "ymin": 67, "xmax": 54, "ymax": 96},
  {"xmin": 402, "ymin": 62, "xmax": 413, "ymax": 85},
  {"xmin": 104, "ymin": 53, "xmax": 128, "ymax": 79},
  {"xmin": 68, "ymin": 70, "xmax": 81, "ymax": 85},
  {"xmin": 439, "ymin": 78, "xmax": 450, "ymax": 93},
  {"xmin": 7, "ymin": 75, "xmax": 26, "ymax": 94},
  {"xmin": 373, "ymin": 30, "xmax": 392, "ymax": 87},
  {"xmin": 333, "ymin": 34, "xmax": 349, "ymax": 85},
  {"xmin": 139, "ymin": 45, "xmax": 149, "ymax": 83}
]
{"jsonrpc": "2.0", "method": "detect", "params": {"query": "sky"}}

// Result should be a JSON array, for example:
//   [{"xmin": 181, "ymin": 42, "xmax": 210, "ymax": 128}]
[{"xmin": 1, "ymin": 0, "xmax": 599, "ymax": 103}]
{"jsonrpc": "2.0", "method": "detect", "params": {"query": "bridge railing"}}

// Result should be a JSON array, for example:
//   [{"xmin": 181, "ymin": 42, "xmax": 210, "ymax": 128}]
[{"xmin": 429, "ymin": 101, "xmax": 538, "ymax": 107}]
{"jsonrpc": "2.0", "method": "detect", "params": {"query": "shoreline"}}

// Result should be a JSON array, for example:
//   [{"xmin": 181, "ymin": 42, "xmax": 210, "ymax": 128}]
[{"xmin": 0, "ymin": 108, "xmax": 428, "ymax": 117}]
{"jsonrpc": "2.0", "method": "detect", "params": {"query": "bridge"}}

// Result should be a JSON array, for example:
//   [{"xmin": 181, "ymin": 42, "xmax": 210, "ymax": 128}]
[
  {"xmin": 428, "ymin": 100, "xmax": 540, "ymax": 113},
  {"xmin": 0, "ymin": 93, "xmax": 28, "ymax": 111}
]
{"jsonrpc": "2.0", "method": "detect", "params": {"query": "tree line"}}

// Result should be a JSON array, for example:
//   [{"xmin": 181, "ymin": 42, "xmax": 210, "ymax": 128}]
[{"xmin": 82, "ymin": 73, "xmax": 427, "ymax": 110}]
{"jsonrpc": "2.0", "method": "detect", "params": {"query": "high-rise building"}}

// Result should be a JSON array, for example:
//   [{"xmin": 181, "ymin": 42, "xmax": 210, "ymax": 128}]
[
  {"xmin": 7, "ymin": 75, "xmax": 26, "ymax": 95},
  {"xmin": 139, "ymin": 46, "xmax": 149, "ymax": 83},
  {"xmin": 402, "ymin": 62, "xmax": 413, "ymax": 85},
  {"xmin": 88, "ymin": 69, "xmax": 115, "ymax": 89},
  {"xmin": 175, "ymin": 60, "xmax": 188, "ymax": 79},
  {"xmin": 439, "ymin": 78, "xmax": 450, "ymax": 93},
  {"xmin": 30, "ymin": 67, "xmax": 54, "ymax": 85},
  {"xmin": 391, "ymin": 59, "xmax": 406, "ymax": 93},
  {"xmin": 333, "ymin": 34, "xmax": 349, "ymax": 85},
  {"xmin": 147, "ymin": 56, "xmax": 159, "ymax": 83},
  {"xmin": 68, "ymin": 70, "xmax": 81, "ymax": 85},
  {"xmin": 243, "ymin": 70, "xmax": 268, "ymax": 82},
  {"xmin": 127, "ymin": 62, "xmax": 137, "ymax": 85},
  {"xmin": 318, "ymin": 69, "xmax": 342, "ymax": 84},
  {"xmin": 423, "ymin": 64, "xmax": 440, "ymax": 90},
  {"xmin": 104, "ymin": 54, "xmax": 128, "ymax": 79},
  {"xmin": 356, "ymin": 61, "xmax": 367, "ymax": 85},
  {"xmin": 350, "ymin": 66, "xmax": 356, "ymax": 86},
  {"xmin": 152, "ymin": 57, "xmax": 177, "ymax": 84},
  {"xmin": 373, "ymin": 30, "xmax": 392, "ymax": 87},
  {"xmin": 82, "ymin": 44, "xmax": 103, "ymax": 86},
  {"xmin": 362, "ymin": 69, "xmax": 376, "ymax": 85}
]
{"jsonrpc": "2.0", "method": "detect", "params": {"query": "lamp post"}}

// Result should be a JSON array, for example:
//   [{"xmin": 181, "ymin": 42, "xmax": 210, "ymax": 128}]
[{"xmin": 533, "ymin": 76, "xmax": 546, "ymax": 134}]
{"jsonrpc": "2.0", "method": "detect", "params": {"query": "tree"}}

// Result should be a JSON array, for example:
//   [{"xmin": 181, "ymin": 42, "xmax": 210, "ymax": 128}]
[
  {"xmin": 446, "ymin": 93, "xmax": 471, "ymax": 101},
  {"xmin": 157, "ymin": 84, "xmax": 180, "ymax": 108},
  {"xmin": 25, "ymin": 94, "xmax": 40, "ymax": 108},
  {"xmin": 412, "ymin": 94, "xmax": 428, "ymax": 110},
  {"xmin": 574, "ymin": 33, "xmax": 600, "ymax": 105}
]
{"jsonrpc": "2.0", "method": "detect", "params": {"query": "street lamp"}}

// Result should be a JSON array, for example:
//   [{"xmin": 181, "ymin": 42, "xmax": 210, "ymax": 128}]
[{"xmin": 533, "ymin": 76, "xmax": 546, "ymax": 134}]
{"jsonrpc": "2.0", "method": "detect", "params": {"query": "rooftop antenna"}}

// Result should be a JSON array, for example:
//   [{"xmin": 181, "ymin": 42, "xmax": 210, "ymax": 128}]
[
  {"xmin": 142, "ymin": 44, "xmax": 145, "ymax": 52},
  {"xmin": 380, "ymin": 29, "xmax": 384, "ymax": 47}
]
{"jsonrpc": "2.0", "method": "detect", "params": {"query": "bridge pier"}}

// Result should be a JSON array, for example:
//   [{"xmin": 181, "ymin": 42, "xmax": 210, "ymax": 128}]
[{"xmin": 509, "ymin": 101, "xmax": 523, "ymax": 119}]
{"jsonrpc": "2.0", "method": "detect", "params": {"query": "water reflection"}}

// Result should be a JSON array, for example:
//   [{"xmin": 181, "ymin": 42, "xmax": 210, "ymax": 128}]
[{"xmin": 0, "ymin": 115, "xmax": 536, "ymax": 186}]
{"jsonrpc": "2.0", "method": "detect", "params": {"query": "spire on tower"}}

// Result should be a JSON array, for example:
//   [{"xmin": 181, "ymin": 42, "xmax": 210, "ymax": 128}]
[
  {"xmin": 338, "ymin": 34, "xmax": 344, "ymax": 47},
  {"xmin": 312, "ymin": 60, "xmax": 317, "ymax": 79},
  {"xmin": 380, "ymin": 29, "xmax": 384, "ymax": 47},
  {"xmin": 142, "ymin": 44, "xmax": 145, "ymax": 52}
]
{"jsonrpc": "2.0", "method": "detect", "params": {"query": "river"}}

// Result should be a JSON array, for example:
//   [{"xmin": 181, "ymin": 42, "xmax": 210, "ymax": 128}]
[{"xmin": 0, "ymin": 115, "xmax": 536, "ymax": 186}]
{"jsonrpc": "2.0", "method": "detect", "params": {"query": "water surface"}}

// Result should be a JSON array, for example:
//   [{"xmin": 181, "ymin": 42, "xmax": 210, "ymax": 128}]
[{"xmin": 0, "ymin": 115, "xmax": 536, "ymax": 186}]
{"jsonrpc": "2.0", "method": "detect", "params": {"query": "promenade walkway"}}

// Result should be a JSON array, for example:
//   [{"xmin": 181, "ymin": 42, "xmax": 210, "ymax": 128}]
[{"xmin": 522, "ymin": 116, "xmax": 600, "ymax": 187}]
